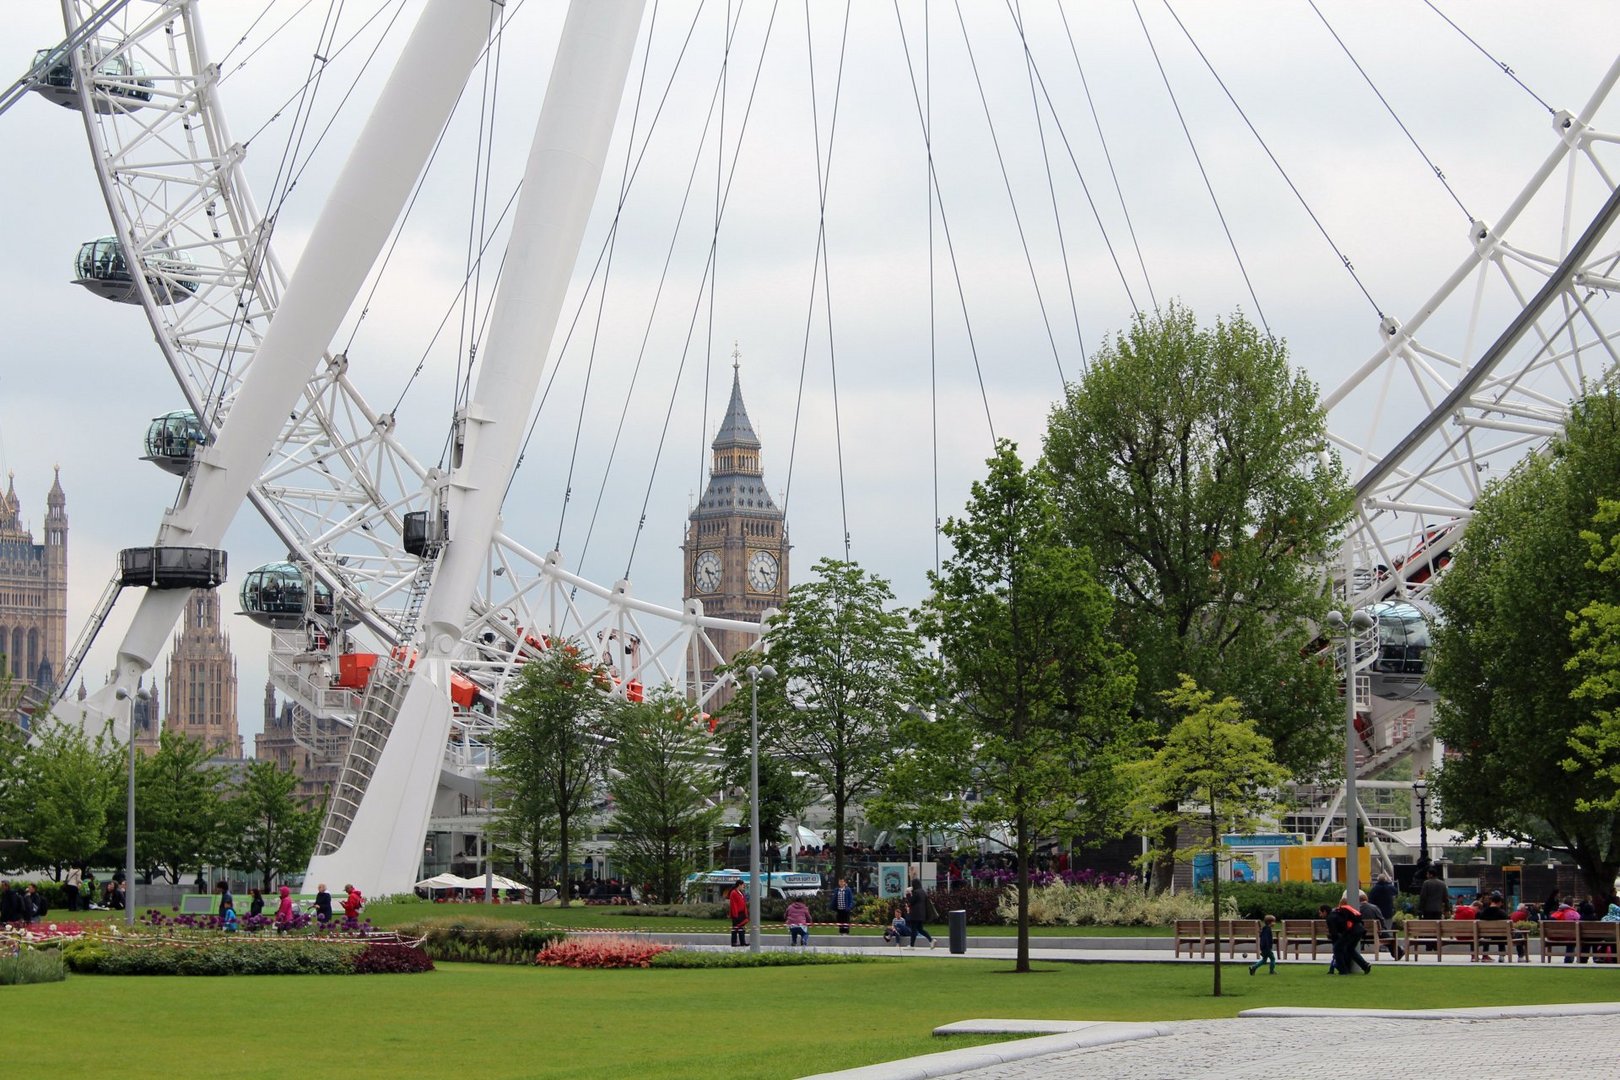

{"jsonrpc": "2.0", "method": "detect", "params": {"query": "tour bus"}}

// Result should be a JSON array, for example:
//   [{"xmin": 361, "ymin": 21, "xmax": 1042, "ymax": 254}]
[{"xmin": 683, "ymin": 869, "xmax": 822, "ymax": 902}]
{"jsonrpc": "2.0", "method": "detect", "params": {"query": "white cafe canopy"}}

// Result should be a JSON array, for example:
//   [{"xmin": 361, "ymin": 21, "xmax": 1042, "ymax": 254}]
[{"xmin": 415, "ymin": 873, "xmax": 471, "ymax": 889}]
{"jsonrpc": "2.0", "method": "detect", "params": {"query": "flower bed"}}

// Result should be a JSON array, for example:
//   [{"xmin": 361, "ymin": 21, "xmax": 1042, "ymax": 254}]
[
  {"xmin": 534, "ymin": 937, "xmax": 673, "ymax": 969},
  {"xmin": 140, "ymin": 909, "xmax": 378, "ymax": 936},
  {"xmin": 397, "ymin": 916, "xmax": 565, "ymax": 964}
]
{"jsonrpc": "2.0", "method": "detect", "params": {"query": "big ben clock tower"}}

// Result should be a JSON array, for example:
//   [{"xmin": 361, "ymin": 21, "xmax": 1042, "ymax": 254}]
[{"xmin": 683, "ymin": 348, "xmax": 789, "ymax": 692}]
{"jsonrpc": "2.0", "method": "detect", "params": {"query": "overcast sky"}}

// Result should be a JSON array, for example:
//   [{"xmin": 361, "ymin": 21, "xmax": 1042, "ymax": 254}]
[{"xmin": 2, "ymin": 0, "xmax": 1617, "ymax": 746}]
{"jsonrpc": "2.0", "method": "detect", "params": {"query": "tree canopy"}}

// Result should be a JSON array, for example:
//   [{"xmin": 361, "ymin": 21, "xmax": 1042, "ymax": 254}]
[
  {"xmin": 488, "ymin": 642, "xmax": 618, "ymax": 901},
  {"xmin": 1429, "ymin": 386, "xmax": 1620, "ymax": 898},
  {"xmin": 217, "ymin": 759, "xmax": 321, "ymax": 892},
  {"xmin": 913, "ymin": 440, "xmax": 1140, "ymax": 972},
  {"xmin": 136, "ymin": 730, "xmax": 227, "ymax": 884},
  {"xmin": 740, "ymin": 558, "xmax": 928, "ymax": 888},
  {"xmin": 1126, "ymin": 676, "xmax": 1290, "ymax": 997},
  {"xmin": 607, "ymin": 692, "xmax": 724, "ymax": 903},
  {"xmin": 1043, "ymin": 303, "xmax": 1350, "ymax": 772}
]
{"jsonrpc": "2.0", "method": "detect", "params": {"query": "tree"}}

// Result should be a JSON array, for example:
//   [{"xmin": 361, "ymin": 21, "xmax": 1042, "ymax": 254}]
[
  {"xmin": 488, "ymin": 642, "xmax": 617, "ymax": 903},
  {"xmin": 1568, "ymin": 498, "xmax": 1620, "ymax": 809},
  {"xmin": 914, "ymin": 440, "xmax": 1140, "ymax": 973},
  {"xmin": 1043, "ymin": 303, "xmax": 1352, "ymax": 887},
  {"xmin": 16, "ymin": 719, "xmax": 121, "ymax": 875},
  {"xmin": 734, "ymin": 558, "xmax": 928, "ymax": 889},
  {"xmin": 606, "ymin": 692, "xmax": 725, "ymax": 903},
  {"xmin": 1429, "ymin": 386, "xmax": 1620, "ymax": 898},
  {"xmin": 219, "ymin": 759, "xmax": 322, "ymax": 891},
  {"xmin": 135, "ymin": 730, "xmax": 226, "ymax": 884},
  {"xmin": 1126, "ymin": 676, "xmax": 1290, "ymax": 997},
  {"xmin": 713, "ymin": 688, "xmax": 809, "ymax": 875}
]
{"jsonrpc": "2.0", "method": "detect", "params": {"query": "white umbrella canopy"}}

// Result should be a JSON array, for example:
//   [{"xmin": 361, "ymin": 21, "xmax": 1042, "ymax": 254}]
[{"xmin": 415, "ymin": 873, "xmax": 471, "ymax": 889}]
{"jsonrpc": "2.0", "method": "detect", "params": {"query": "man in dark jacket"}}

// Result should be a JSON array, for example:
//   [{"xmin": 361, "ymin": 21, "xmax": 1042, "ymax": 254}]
[
  {"xmin": 1358, "ymin": 890, "xmax": 1403, "ymax": 960},
  {"xmin": 1368, "ymin": 873, "xmax": 1398, "ymax": 923},
  {"xmin": 0, "ymin": 880, "xmax": 22, "ymax": 924},
  {"xmin": 1328, "ymin": 897, "xmax": 1371, "ymax": 974},
  {"xmin": 905, "ymin": 880, "xmax": 936, "ymax": 948},
  {"xmin": 1418, "ymin": 868, "xmax": 1450, "ymax": 919}
]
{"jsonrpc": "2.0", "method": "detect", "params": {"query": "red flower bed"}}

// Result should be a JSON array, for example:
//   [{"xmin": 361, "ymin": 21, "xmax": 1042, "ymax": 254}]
[{"xmin": 534, "ymin": 936, "xmax": 674, "ymax": 969}]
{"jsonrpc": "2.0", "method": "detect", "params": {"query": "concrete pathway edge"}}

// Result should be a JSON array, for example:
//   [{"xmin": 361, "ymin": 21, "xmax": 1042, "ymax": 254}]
[
  {"xmin": 797, "ymin": 1023, "xmax": 1176, "ymax": 1080},
  {"xmin": 1240, "ymin": 1001, "xmax": 1620, "ymax": 1020}
]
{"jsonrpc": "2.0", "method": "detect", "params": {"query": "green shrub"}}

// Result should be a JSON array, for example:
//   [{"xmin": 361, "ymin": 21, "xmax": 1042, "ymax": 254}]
[
  {"xmin": 0, "ymin": 949, "xmax": 67, "ymax": 984},
  {"xmin": 352, "ymin": 942, "xmax": 435, "ymax": 973},
  {"xmin": 1011, "ymin": 883, "xmax": 1227, "ymax": 926},
  {"xmin": 648, "ymin": 949, "xmax": 887, "ymax": 968},
  {"xmin": 65, "ymin": 938, "xmax": 361, "ymax": 975},
  {"xmin": 1220, "ymin": 881, "xmax": 1346, "ymax": 920},
  {"xmin": 397, "ymin": 916, "xmax": 564, "ymax": 964},
  {"xmin": 617, "ymin": 903, "xmax": 726, "ymax": 920},
  {"xmin": 60, "ymin": 938, "xmax": 110, "ymax": 972}
]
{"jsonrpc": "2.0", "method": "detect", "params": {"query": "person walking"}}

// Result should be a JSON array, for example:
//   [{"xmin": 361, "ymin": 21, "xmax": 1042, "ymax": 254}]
[
  {"xmin": 1328, "ymin": 895, "xmax": 1371, "ymax": 975},
  {"xmin": 1249, "ymin": 915, "xmax": 1278, "ymax": 975},
  {"xmin": 728, "ymin": 881, "xmax": 749, "ymax": 947},
  {"xmin": 215, "ymin": 879, "xmax": 234, "ymax": 920},
  {"xmin": 274, "ymin": 885, "xmax": 294, "ymax": 930},
  {"xmin": 905, "ymin": 880, "xmax": 936, "ymax": 948},
  {"xmin": 1418, "ymin": 868, "xmax": 1450, "ymax": 919},
  {"xmin": 249, "ymin": 887, "xmax": 265, "ymax": 917},
  {"xmin": 832, "ymin": 877, "xmax": 855, "ymax": 935},
  {"xmin": 314, "ymin": 883, "xmax": 333, "ymax": 923},
  {"xmin": 342, "ymin": 884, "xmax": 364, "ymax": 921}
]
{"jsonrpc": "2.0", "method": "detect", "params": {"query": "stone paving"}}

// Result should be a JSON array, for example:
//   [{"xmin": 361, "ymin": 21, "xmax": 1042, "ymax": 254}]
[{"xmin": 951, "ymin": 1013, "xmax": 1619, "ymax": 1079}]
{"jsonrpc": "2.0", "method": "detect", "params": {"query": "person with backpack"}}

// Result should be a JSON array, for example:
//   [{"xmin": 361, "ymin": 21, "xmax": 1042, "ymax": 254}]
[
  {"xmin": 1328, "ymin": 894, "xmax": 1371, "ymax": 975},
  {"xmin": 904, "ymin": 880, "xmax": 937, "ymax": 948}
]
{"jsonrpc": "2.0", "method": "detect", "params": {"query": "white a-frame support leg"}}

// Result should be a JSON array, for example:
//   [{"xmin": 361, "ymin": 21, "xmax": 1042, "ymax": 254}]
[{"xmin": 306, "ymin": 1, "xmax": 648, "ymax": 895}]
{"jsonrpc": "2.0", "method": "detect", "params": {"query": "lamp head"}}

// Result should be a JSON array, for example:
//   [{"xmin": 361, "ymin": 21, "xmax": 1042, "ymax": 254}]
[
  {"xmin": 1413, "ymin": 777, "xmax": 1428, "ymax": 800},
  {"xmin": 1324, "ymin": 610, "xmax": 1346, "ymax": 630},
  {"xmin": 746, "ymin": 665, "xmax": 760, "ymax": 680},
  {"xmin": 761, "ymin": 665, "xmax": 777, "ymax": 680},
  {"xmin": 1350, "ymin": 609, "xmax": 1376, "ymax": 631}
]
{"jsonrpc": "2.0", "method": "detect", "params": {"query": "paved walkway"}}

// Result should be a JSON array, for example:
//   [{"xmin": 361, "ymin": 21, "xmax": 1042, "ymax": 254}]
[{"xmin": 947, "ymin": 1011, "xmax": 1620, "ymax": 1079}]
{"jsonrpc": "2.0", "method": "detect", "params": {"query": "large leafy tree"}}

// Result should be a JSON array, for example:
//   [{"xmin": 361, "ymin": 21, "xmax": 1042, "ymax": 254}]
[
  {"xmin": 488, "ymin": 642, "xmax": 617, "ymax": 903},
  {"xmin": 1429, "ymin": 387, "xmax": 1620, "ymax": 898},
  {"xmin": 914, "ymin": 440, "xmax": 1140, "ymax": 973},
  {"xmin": 1568, "ymin": 498, "xmax": 1620, "ymax": 808},
  {"xmin": 713, "ymin": 690, "xmax": 809, "ymax": 875},
  {"xmin": 1126, "ymin": 677, "xmax": 1290, "ymax": 998},
  {"xmin": 16, "ymin": 720, "xmax": 122, "ymax": 874},
  {"xmin": 735, "ymin": 558, "xmax": 928, "ymax": 889},
  {"xmin": 135, "ymin": 730, "xmax": 226, "ymax": 884},
  {"xmin": 607, "ymin": 692, "xmax": 725, "ymax": 903},
  {"xmin": 219, "ymin": 759, "xmax": 322, "ymax": 891},
  {"xmin": 1043, "ymin": 303, "xmax": 1351, "ymax": 885}
]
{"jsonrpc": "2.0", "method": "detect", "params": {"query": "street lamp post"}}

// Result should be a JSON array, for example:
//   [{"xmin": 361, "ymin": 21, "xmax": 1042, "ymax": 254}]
[
  {"xmin": 115, "ymin": 685, "xmax": 148, "ymax": 928},
  {"xmin": 1413, "ymin": 777, "xmax": 1431, "ymax": 873},
  {"xmin": 746, "ymin": 664, "xmax": 776, "ymax": 953},
  {"xmin": 1325, "ymin": 607, "xmax": 1375, "ymax": 909}
]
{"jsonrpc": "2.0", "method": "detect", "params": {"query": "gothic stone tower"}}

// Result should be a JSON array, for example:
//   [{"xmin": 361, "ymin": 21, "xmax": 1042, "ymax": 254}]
[
  {"xmin": 162, "ymin": 587, "xmax": 241, "ymax": 756},
  {"xmin": 0, "ymin": 469, "xmax": 68, "ymax": 709},
  {"xmin": 682, "ymin": 351, "xmax": 789, "ymax": 693}
]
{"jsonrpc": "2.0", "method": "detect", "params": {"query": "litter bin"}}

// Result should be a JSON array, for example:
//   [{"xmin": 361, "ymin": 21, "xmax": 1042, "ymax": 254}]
[{"xmin": 948, "ymin": 909, "xmax": 967, "ymax": 954}]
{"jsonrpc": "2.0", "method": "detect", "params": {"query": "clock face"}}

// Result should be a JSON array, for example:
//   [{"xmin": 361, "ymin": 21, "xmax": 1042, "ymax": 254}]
[
  {"xmin": 694, "ymin": 551, "xmax": 722, "ymax": 593},
  {"xmin": 747, "ymin": 549, "xmax": 779, "ymax": 592}
]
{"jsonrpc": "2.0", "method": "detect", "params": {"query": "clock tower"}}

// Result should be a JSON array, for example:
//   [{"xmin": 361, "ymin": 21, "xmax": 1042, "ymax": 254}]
[{"xmin": 683, "ymin": 348, "xmax": 789, "ymax": 692}]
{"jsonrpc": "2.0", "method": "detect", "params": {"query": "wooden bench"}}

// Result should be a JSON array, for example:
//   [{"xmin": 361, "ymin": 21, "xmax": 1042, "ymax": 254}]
[
  {"xmin": 1174, "ymin": 920, "xmax": 1209, "ymax": 958},
  {"xmin": 1540, "ymin": 920, "xmax": 1580, "ymax": 962},
  {"xmin": 1472, "ymin": 920, "xmax": 1524, "ymax": 962},
  {"xmin": 1281, "ymin": 918, "xmax": 1331, "ymax": 960},
  {"xmin": 1173, "ymin": 919, "xmax": 1262, "ymax": 958},
  {"xmin": 1403, "ymin": 918, "xmax": 1478, "ymax": 960}
]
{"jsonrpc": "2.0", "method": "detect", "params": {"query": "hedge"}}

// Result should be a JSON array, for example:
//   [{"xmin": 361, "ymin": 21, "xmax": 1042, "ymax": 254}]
[
  {"xmin": 60, "ymin": 936, "xmax": 432, "ymax": 976},
  {"xmin": 1219, "ymin": 881, "xmax": 1349, "ymax": 920},
  {"xmin": 396, "ymin": 917, "xmax": 563, "ymax": 964}
]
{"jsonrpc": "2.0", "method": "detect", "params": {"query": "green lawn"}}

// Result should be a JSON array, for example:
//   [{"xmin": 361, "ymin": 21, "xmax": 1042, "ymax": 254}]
[
  {"xmin": 362, "ymin": 901, "xmax": 1174, "ymax": 936},
  {"xmin": 9, "ymin": 957, "xmax": 1617, "ymax": 1079}
]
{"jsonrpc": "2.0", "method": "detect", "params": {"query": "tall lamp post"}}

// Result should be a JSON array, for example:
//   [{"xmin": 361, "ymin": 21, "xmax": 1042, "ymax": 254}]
[
  {"xmin": 746, "ymin": 664, "xmax": 776, "ymax": 953},
  {"xmin": 1325, "ymin": 607, "xmax": 1374, "ymax": 908},
  {"xmin": 1412, "ymin": 776, "xmax": 1431, "ymax": 874},
  {"xmin": 115, "ymin": 685, "xmax": 148, "ymax": 928}
]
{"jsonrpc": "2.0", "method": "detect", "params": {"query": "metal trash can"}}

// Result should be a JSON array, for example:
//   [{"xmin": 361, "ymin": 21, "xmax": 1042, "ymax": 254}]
[{"xmin": 949, "ymin": 909, "xmax": 968, "ymax": 954}]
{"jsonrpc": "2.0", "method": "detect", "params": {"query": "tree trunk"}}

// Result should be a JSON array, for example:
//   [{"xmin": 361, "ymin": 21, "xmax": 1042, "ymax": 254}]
[
  {"xmin": 558, "ymin": 811, "xmax": 571, "ymax": 908},
  {"xmin": 832, "ymin": 792, "xmax": 847, "ymax": 895},
  {"xmin": 1015, "ymin": 810, "xmax": 1031, "ymax": 973},
  {"xmin": 1209, "ymin": 800, "xmax": 1222, "ymax": 998}
]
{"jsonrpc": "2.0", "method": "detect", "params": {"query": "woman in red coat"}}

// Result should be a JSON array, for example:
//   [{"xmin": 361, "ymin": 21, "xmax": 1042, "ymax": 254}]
[{"xmin": 728, "ymin": 882, "xmax": 749, "ymax": 948}]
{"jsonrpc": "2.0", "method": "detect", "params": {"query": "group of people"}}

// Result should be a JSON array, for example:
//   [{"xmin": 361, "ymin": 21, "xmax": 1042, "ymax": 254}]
[
  {"xmin": 0, "ymin": 880, "xmax": 50, "ymax": 924},
  {"xmin": 723, "ymin": 875, "xmax": 938, "ymax": 947},
  {"xmin": 212, "ymin": 880, "xmax": 364, "ymax": 932}
]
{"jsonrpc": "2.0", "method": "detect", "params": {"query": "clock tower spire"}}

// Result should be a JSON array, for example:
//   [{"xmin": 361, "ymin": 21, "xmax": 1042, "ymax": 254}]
[{"xmin": 683, "ymin": 345, "xmax": 789, "ymax": 690}]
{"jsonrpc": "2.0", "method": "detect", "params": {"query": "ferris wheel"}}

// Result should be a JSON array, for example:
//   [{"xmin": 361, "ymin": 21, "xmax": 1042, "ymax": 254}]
[{"xmin": 31, "ymin": 0, "xmax": 1620, "ymax": 892}]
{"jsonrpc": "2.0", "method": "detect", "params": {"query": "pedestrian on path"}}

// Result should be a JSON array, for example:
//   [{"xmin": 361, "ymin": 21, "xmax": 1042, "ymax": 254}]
[
  {"xmin": 786, "ymin": 899, "xmax": 811, "ymax": 946},
  {"xmin": 728, "ymin": 881, "xmax": 749, "ymax": 947},
  {"xmin": 1359, "ymin": 890, "xmax": 1403, "ymax": 960},
  {"xmin": 1249, "ymin": 915, "xmax": 1277, "ymax": 975},
  {"xmin": 1329, "ymin": 895, "xmax": 1371, "ymax": 975},
  {"xmin": 905, "ymin": 880, "xmax": 937, "ymax": 948},
  {"xmin": 833, "ymin": 877, "xmax": 855, "ymax": 935}
]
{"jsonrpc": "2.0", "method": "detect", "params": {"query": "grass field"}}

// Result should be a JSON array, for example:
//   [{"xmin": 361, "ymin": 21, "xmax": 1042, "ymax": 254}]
[
  {"xmin": 359, "ymin": 901, "xmax": 1176, "ymax": 937},
  {"xmin": 8, "ymin": 955, "xmax": 1618, "ymax": 1079}
]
